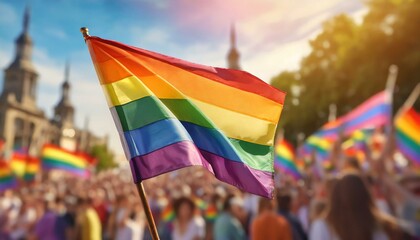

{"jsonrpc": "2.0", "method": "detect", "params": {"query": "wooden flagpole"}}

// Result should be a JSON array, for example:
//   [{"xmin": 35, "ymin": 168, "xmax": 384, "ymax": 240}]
[{"xmin": 79, "ymin": 27, "xmax": 160, "ymax": 240}]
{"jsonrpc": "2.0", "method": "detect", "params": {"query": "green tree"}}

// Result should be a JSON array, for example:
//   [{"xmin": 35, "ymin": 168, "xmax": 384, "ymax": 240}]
[
  {"xmin": 271, "ymin": 0, "xmax": 420, "ymax": 144},
  {"xmin": 90, "ymin": 144, "xmax": 116, "ymax": 171}
]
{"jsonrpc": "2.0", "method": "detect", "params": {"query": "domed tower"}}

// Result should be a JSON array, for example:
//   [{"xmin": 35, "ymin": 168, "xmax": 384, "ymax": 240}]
[{"xmin": 227, "ymin": 24, "xmax": 241, "ymax": 70}]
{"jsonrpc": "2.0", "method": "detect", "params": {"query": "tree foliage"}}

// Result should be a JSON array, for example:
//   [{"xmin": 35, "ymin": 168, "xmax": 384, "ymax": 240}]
[
  {"xmin": 90, "ymin": 144, "xmax": 117, "ymax": 172},
  {"xmin": 271, "ymin": 0, "xmax": 420, "ymax": 143}
]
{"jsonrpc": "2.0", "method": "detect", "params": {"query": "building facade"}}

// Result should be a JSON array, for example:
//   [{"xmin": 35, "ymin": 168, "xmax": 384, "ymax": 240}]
[{"xmin": 0, "ymin": 7, "xmax": 107, "ymax": 155}]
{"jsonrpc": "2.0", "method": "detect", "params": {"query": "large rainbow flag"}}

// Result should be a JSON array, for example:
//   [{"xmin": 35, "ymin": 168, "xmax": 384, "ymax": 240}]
[
  {"xmin": 84, "ymin": 35, "xmax": 285, "ymax": 197},
  {"xmin": 41, "ymin": 144, "xmax": 90, "ymax": 177},
  {"xmin": 274, "ymin": 139, "xmax": 301, "ymax": 180},
  {"xmin": 395, "ymin": 108, "xmax": 420, "ymax": 165},
  {"xmin": 0, "ymin": 161, "xmax": 17, "ymax": 192}
]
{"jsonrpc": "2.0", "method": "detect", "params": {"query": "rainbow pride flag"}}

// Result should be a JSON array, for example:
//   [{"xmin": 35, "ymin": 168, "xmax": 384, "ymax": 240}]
[
  {"xmin": 274, "ymin": 139, "xmax": 301, "ymax": 179},
  {"xmin": 10, "ymin": 151, "xmax": 27, "ymax": 178},
  {"xmin": 0, "ymin": 161, "xmax": 17, "ymax": 192},
  {"xmin": 161, "ymin": 205, "xmax": 175, "ymax": 222},
  {"xmin": 204, "ymin": 204, "xmax": 218, "ymax": 222},
  {"xmin": 84, "ymin": 35, "xmax": 285, "ymax": 197},
  {"xmin": 341, "ymin": 91, "xmax": 391, "ymax": 135},
  {"xmin": 395, "ymin": 108, "xmax": 420, "ymax": 165},
  {"xmin": 24, "ymin": 156, "xmax": 40, "ymax": 182},
  {"xmin": 41, "ymin": 144, "xmax": 90, "ymax": 177}
]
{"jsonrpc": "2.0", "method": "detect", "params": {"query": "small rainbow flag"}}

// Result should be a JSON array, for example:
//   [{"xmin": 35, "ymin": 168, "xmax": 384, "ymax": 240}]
[
  {"xmin": 343, "ymin": 130, "xmax": 373, "ymax": 162},
  {"xmin": 194, "ymin": 198, "xmax": 207, "ymax": 210},
  {"xmin": 10, "ymin": 151, "xmax": 27, "ymax": 178},
  {"xmin": 23, "ymin": 156, "xmax": 40, "ymax": 182},
  {"xmin": 0, "ymin": 161, "xmax": 17, "ymax": 192},
  {"xmin": 204, "ymin": 204, "xmax": 218, "ymax": 222},
  {"xmin": 395, "ymin": 108, "xmax": 420, "ymax": 165},
  {"xmin": 161, "ymin": 205, "xmax": 175, "ymax": 222},
  {"xmin": 304, "ymin": 135, "xmax": 333, "ymax": 161},
  {"xmin": 84, "ymin": 34, "xmax": 285, "ymax": 197},
  {"xmin": 274, "ymin": 139, "xmax": 301, "ymax": 179},
  {"xmin": 41, "ymin": 144, "xmax": 90, "ymax": 177}
]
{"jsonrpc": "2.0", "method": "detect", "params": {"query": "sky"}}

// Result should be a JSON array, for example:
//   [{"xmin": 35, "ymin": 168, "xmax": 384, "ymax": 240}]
[{"xmin": 0, "ymin": 0, "xmax": 367, "ymax": 158}]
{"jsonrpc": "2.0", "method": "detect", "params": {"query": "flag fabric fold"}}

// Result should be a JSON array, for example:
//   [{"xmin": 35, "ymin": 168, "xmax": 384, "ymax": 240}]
[{"xmin": 85, "ymin": 36, "xmax": 285, "ymax": 197}]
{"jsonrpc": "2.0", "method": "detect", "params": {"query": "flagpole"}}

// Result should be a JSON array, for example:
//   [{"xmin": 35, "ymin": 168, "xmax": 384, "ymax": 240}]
[
  {"xmin": 79, "ymin": 27, "xmax": 160, "ymax": 240},
  {"xmin": 381, "ymin": 65, "xmax": 398, "ymax": 173},
  {"xmin": 395, "ymin": 83, "xmax": 420, "ymax": 118},
  {"xmin": 136, "ymin": 182, "xmax": 160, "ymax": 240}
]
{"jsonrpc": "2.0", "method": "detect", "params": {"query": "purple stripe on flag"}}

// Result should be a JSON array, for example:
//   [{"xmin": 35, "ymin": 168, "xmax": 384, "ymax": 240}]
[
  {"xmin": 130, "ymin": 140, "xmax": 274, "ymax": 198},
  {"xmin": 397, "ymin": 142, "xmax": 420, "ymax": 164},
  {"xmin": 344, "ymin": 113, "xmax": 389, "ymax": 135}
]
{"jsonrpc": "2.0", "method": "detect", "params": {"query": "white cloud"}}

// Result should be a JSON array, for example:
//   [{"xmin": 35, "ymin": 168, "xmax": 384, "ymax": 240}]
[{"xmin": 44, "ymin": 27, "xmax": 68, "ymax": 40}]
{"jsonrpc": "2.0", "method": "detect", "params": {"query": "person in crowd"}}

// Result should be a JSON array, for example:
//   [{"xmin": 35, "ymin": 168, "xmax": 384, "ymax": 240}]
[
  {"xmin": 33, "ymin": 199, "xmax": 58, "ymax": 240},
  {"xmin": 277, "ymin": 191, "xmax": 308, "ymax": 240},
  {"xmin": 213, "ymin": 194, "xmax": 247, "ymax": 240},
  {"xmin": 172, "ymin": 196, "xmax": 205, "ymax": 240},
  {"xmin": 251, "ymin": 197, "xmax": 292, "ymax": 240},
  {"xmin": 114, "ymin": 195, "xmax": 145, "ymax": 240},
  {"xmin": 309, "ymin": 173, "xmax": 402, "ymax": 240},
  {"xmin": 9, "ymin": 197, "xmax": 37, "ymax": 240},
  {"xmin": 76, "ymin": 197, "xmax": 102, "ymax": 240}
]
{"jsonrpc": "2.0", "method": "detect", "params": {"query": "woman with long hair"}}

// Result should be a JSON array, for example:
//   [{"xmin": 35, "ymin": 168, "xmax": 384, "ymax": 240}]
[
  {"xmin": 309, "ymin": 173, "xmax": 398, "ymax": 240},
  {"xmin": 172, "ymin": 196, "xmax": 205, "ymax": 240}
]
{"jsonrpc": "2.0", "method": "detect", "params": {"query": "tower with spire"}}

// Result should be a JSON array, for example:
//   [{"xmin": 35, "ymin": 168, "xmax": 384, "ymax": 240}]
[
  {"xmin": 0, "ymin": 6, "xmax": 47, "ymax": 154},
  {"xmin": 51, "ymin": 62, "xmax": 77, "ymax": 151},
  {"xmin": 1, "ymin": 6, "xmax": 38, "ymax": 107},
  {"xmin": 53, "ymin": 61, "xmax": 75, "ymax": 128},
  {"xmin": 227, "ymin": 24, "xmax": 241, "ymax": 70}
]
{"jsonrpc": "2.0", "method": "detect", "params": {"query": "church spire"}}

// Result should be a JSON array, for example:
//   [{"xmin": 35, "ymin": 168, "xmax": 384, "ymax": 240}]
[
  {"xmin": 7, "ymin": 5, "xmax": 36, "ymax": 73},
  {"xmin": 23, "ymin": 5, "xmax": 30, "ymax": 33},
  {"xmin": 227, "ymin": 24, "xmax": 241, "ymax": 70},
  {"xmin": 53, "ymin": 61, "xmax": 74, "ymax": 127},
  {"xmin": 61, "ymin": 60, "xmax": 71, "ymax": 104},
  {"xmin": 230, "ymin": 24, "xmax": 236, "ymax": 48}
]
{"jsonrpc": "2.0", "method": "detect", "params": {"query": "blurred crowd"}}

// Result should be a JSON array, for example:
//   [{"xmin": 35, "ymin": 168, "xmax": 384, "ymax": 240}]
[{"xmin": 1, "ymin": 151, "xmax": 420, "ymax": 240}]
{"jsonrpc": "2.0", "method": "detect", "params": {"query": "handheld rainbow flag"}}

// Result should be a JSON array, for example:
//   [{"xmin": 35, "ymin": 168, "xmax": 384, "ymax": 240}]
[
  {"xmin": 84, "ymin": 34, "xmax": 285, "ymax": 197},
  {"xmin": 0, "ymin": 161, "xmax": 17, "ymax": 192},
  {"xmin": 24, "ymin": 156, "xmax": 40, "ymax": 182},
  {"xmin": 204, "ymin": 204, "xmax": 218, "ymax": 222},
  {"xmin": 342, "ymin": 129, "xmax": 372, "ymax": 160},
  {"xmin": 341, "ymin": 91, "xmax": 391, "ymax": 135},
  {"xmin": 161, "ymin": 205, "xmax": 175, "ymax": 222},
  {"xmin": 10, "ymin": 151, "xmax": 27, "ymax": 178},
  {"xmin": 41, "ymin": 144, "xmax": 90, "ymax": 177},
  {"xmin": 274, "ymin": 139, "xmax": 301, "ymax": 180},
  {"xmin": 395, "ymin": 108, "xmax": 420, "ymax": 165}
]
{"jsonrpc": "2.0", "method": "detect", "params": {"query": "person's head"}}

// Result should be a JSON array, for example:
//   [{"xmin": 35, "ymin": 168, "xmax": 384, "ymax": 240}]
[
  {"xmin": 276, "ymin": 191, "xmax": 291, "ymax": 212},
  {"xmin": 257, "ymin": 198, "xmax": 275, "ymax": 214},
  {"xmin": 173, "ymin": 197, "xmax": 196, "ymax": 222},
  {"xmin": 326, "ymin": 173, "xmax": 380, "ymax": 240},
  {"xmin": 222, "ymin": 195, "xmax": 245, "ymax": 219},
  {"xmin": 343, "ymin": 157, "xmax": 361, "ymax": 171},
  {"xmin": 77, "ymin": 197, "xmax": 92, "ymax": 211}
]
